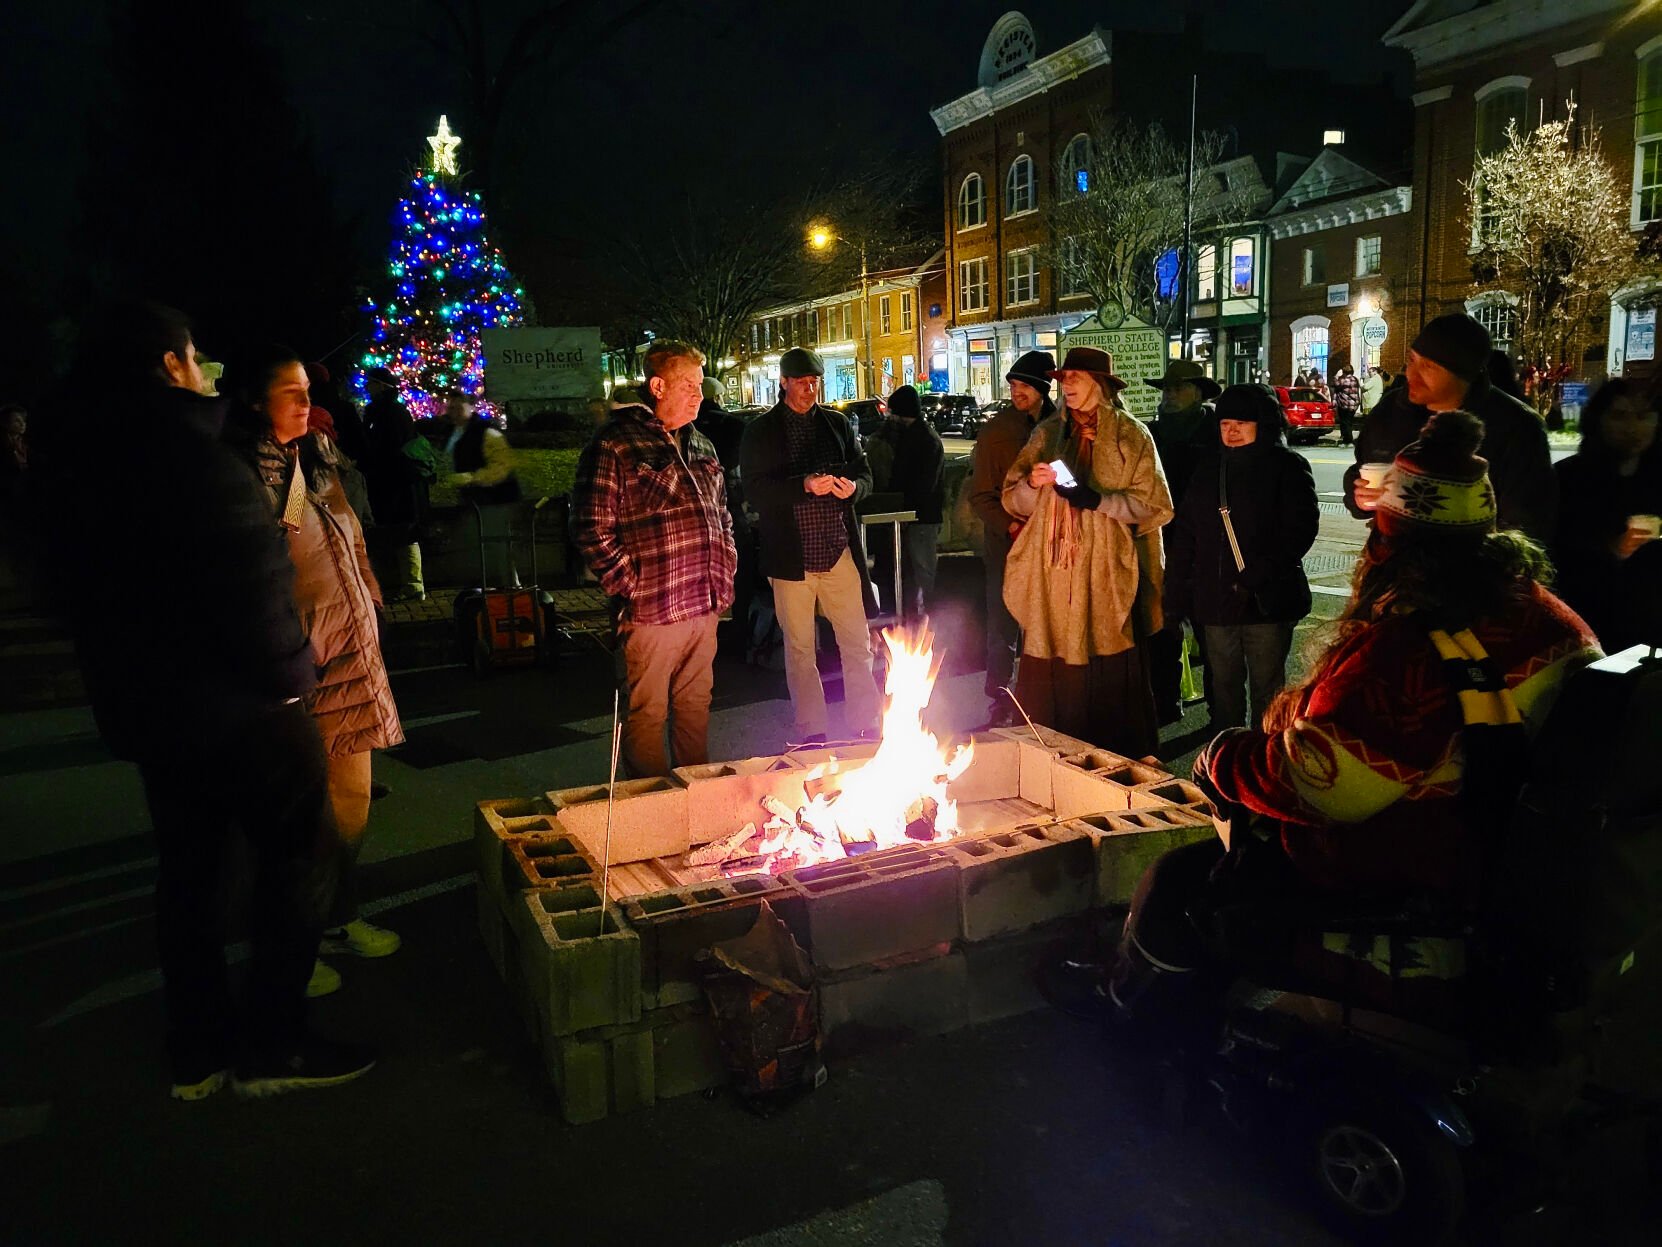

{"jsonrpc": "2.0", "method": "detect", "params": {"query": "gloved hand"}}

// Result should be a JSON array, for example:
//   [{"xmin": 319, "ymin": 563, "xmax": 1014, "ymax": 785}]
[
  {"xmin": 1191, "ymin": 727, "xmax": 1249, "ymax": 809},
  {"xmin": 1054, "ymin": 481, "xmax": 1102, "ymax": 511}
]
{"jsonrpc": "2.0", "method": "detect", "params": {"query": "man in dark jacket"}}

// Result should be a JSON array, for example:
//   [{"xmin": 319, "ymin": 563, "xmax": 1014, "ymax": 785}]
[
  {"xmin": 739, "ymin": 347, "xmax": 879, "ymax": 742},
  {"xmin": 887, "ymin": 385, "xmax": 944, "ymax": 619},
  {"xmin": 968, "ymin": 351, "xmax": 1053, "ymax": 726},
  {"xmin": 1165, "ymin": 384, "xmax": 1319, "ymax": 730},
  {"xmin": 1146, "ymin": 359, "xmax": 1223, "ymax": 724},
  {"xmin": 62, "ymin": 301, "xmax": 370, "ymax": 1101},
  {"xmin": 1344, "ymin": 313, "xmax": 1557, "ymax": 541},
  {"xmin": 1331, "ymin": 364, "xmax": 1362, "ymax": 446},
  {"xmin": 362, "ymin": 368, "xmax": 428, "ymax": 600}
]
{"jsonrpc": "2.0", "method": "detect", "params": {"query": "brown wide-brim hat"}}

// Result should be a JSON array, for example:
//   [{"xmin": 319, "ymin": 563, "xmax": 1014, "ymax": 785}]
[
  {"xmin": 1050, "ymin": 345, "xmax": 1129, "ymax": 393},
  {"xmin": 1144, "ymin": 359, "xmax": 1222, "ymax": 399}
]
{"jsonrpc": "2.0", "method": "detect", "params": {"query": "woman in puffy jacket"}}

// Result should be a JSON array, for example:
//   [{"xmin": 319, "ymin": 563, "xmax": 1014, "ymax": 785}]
[
  {"xmin": 1164, "ymin": 384, "xmax": 1319, "ymax": 730},
  {"xmin": 227, "ymin": 345, "xmax": 405, "ymax": 997}
]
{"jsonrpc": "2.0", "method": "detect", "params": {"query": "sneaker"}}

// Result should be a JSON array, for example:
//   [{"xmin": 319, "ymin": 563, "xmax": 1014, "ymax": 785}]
[
  {"xmin": 320, "ymin": 919, "xmax": 401, "ymax": 959},
  {"xmin": 233, "ymin": 1036, "xmax": 377, "ymax": 1099},
  {"xmin": 306, "ymin": 959, "xmax": 342, "ymax": 998},
  {"xmin": 169, "ymin": 1068, "xmax": 228, "ymax": 1102}
]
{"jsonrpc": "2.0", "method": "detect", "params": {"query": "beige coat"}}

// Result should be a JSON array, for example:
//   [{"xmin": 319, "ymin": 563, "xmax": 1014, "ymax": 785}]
[
  {"xmin": 1000, "ymin": 407, "xmax": 1173, "ymax": 664},
  {"xmin": 252, "ymin": 433, "xmax": 404, "ymax": 758}
]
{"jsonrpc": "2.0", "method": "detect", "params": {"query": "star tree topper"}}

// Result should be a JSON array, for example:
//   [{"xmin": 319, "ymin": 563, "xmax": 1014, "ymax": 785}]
[{"xmin": 427, "ymin": 115, "xmax": 461, "ymax": 176}]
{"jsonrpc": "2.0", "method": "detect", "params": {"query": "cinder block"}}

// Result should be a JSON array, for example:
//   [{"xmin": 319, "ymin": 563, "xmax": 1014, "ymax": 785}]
[
  {"xmin": 473, "ymin": 796, "xmax": 562, "ymax": 906},
  {"xmin": 1051, "ymin": 751, "xmax": 1139, "ymax": 817},
  {"xmin": 548, "ymin": 777, "xmax": 689, "ymax": 865},
  {"xmin": 624, "ymin": 876, "xmax": 803, "ymax": 1009},
  {"xmin": 1017, "ymin": 740, "xmax": 1058, "ymax": 808},
  {"xmin": 944, "ymin": 733, "xmax": 1022, "ymax": 804},
  {"xmin": 609, "ymin": 1028, "xmax": 655, "ymax": 1114},
  {"xmin": 1130, "ymin": 777, "xmax": 1210, "ymax": 812},
  {"xmin": 543, "ymin": 1032, "xmax": 609, "ymax": 1125},
  {"xmin": 780, "ymin": 742, "xmax": 880, "ymax": 792},
  {"xmin": 818, "ymin": 949, "xmax": 970, "ymax": 1057},
  {"xmin": 514, "ymin": 894, "xmax": 642, "ymax": 1037},
  {"xmin": 476, "ymin": 882, "xmax": 508, "ymax": 979},
  {"xmin": 965, "ymin": 921, "xmax": 1077, "ymax": 1024},
  {"xmin": 993, "ymin": 724, "xmax": 1098, "ymax": 756},
  {"xmin": 652, "ymin": 1007, "xmax": 727, "ymax": 1099},
  {"xmin": 785, "ymin": 847, "xmax": 961, "ymax": 971},
  {"xmin": 951, "ymin": 821, "xmax": 1094, "ymax": 941},
  {"xmin": 673, "ymin": 756, "xmax": 810, "ymax": 845},
  {"xmin": 501, "ymin": 832, "xmax": 598, "ymax": 897},
  {"xmin": 1069, "ymin": 808, "xmax": 1217, "ymax": 906}
]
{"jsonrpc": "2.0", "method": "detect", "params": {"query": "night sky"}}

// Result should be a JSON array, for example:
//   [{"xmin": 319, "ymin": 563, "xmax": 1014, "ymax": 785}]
[{"xmin": 3, "ymin": 1, "xmax": 1416, "ymax": 323}]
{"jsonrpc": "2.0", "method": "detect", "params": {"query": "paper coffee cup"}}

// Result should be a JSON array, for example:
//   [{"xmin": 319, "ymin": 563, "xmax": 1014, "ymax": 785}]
[
  {"xmin": 1628, "ymin": 514, "xmax": 1661, "ymax": 539},
  {"xmin": 1357, "ymin": 462, "xmax": 1393, "ymax": 489}
]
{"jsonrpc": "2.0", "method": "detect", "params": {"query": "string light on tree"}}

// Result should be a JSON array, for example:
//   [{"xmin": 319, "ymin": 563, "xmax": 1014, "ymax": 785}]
[{"xmin": 354, "ymin": 117, "xmax": 526, "ymax": 419}]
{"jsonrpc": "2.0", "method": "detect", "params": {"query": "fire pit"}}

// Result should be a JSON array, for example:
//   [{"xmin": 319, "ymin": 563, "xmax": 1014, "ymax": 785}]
[{"xmin": 473, "ymin": 627, "xmax": 1219, "ymax": 1123}]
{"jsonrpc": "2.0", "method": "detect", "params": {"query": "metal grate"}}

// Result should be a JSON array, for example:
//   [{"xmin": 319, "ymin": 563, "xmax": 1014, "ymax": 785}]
[{"xmin": 1303, "ymin": 553, "xmax": 1358, "ymax": 574}]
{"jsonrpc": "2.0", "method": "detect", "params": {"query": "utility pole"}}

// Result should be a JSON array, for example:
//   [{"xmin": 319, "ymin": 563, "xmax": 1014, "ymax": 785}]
[
  {"xmin": 1180, "ymin": 73, "xmax": 1198, "ymax": 360},
  {"xmin": 860, "ymin": 240, "xmax": 874, "ymax": 399}
]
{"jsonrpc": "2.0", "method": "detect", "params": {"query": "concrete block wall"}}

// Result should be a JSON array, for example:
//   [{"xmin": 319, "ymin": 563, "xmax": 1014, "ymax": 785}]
[
  {"xmin": 818, "ymin": 948, "xmax": 970, "ymax": 1060},
  {"xmin": 473, "ymin": 797, "xmax": 563, "ymax": 911},
  {"xmin": 950, "ymin": 821, "xmax": 1094, "ymax": 941},
  {"xmin": 512, "ymin": 894, "xmax": 642, "ymax": 1038},
  {"xmin": 784, "ymin": 846, "xmax": 962, "ymax": 971},
  {"xmin": 622, "ymin": 875, "xmax": 804, "ymax": 1010},
  {"xmin": 673, "ymin": 756, "xmax": 810, "ymax": 846},
  {"xmin": 1068, "ymin": 808, "xmax": 1218, "ymax": 906}
]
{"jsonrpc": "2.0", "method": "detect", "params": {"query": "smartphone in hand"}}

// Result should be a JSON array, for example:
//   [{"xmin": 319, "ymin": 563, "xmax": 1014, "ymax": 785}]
[{"xmin": 1047, "ymin": 459, "xmax": 1077, "ymax": 489}]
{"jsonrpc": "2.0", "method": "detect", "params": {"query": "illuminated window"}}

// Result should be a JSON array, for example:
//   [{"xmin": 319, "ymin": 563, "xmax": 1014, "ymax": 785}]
[
  {"xmin": 1195, "ymin": 245, "xmax": 1216, "ymax": 301},
  {"xmin": 1471, "ymin": 299, "xmax": 1518, "ymax": 352},
  {"xmin": 901, "ymin": 292, "xmax": 913, "ymax": 331},
  {"xmin": 880, "ymin": 296, "xmax": 892, "ymax": 335},
  {"xmin": 1636, "ymin": 47, "xmax": 1662, "ymax": 223},
  {"xmin": 1061, "ymin": 134, "xmax": 1091, "ymax": 195},
  {"xmin": 1229, "ymin": 237, "xmax": 1255, "ymax": 297},
  {"xmin": 958, "ymin": 174, "xmax": 987, "ymax": 229}
]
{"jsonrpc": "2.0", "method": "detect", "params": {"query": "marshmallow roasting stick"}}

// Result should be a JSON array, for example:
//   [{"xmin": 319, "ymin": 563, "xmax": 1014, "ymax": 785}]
[{"xmin": 599, "ymin": 686, "xmax": 622, "ymax": 909}]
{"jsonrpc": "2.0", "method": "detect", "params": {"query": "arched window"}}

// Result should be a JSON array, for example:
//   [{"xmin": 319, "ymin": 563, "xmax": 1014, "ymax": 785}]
[
  {"xmin": 957, "ymin": 174, "xmax": 987, "ymax": 229},
  {"xmin": 1005, "ymin": 155, "xmax": 1036, "ymax": 216},
  {"xmin": 1634, "ymin": 42, "xmax": 1662, "ymax": 223},
  {"xmin": 1466, "ymin": 294, "xmax": 1519, "ymax": 353},
  {"xmin": 1474, "ymin": 78, "xmax": 1529, "ymax": 156},
  {"xmin": 1061, "ymin": 134, "xmax": 1091, "ymax": 196},
  {"xmin": 1291, "ymin": 315, "xmax": 1331, "ymax": 383}
]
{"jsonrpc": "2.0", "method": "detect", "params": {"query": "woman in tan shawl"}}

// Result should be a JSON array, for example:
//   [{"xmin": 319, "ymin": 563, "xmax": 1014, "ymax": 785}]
[{"xmin": 1000, "ymin": 346, "xmax": 1174, "ymax": 755}]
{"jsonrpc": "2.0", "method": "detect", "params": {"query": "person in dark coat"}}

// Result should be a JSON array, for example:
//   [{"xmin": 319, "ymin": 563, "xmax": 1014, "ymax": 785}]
[
  {"xmin": 739, "ymin": 347, "xmax": 880, "ymax": 742},
  {"xmin": 887, "ymin": 385, "xmax": 945, "ymax": 619},
  {"xmin": 1552, "ymin": 378, "xmax": 1662, "ymax": 652},
  {"xmin": 1146, "ymin": 360, "xmax": 1222, "ymax": 725},
  {"xmin": 55, "ymin": 301, "xmax": 372, "ymax": 1100},
  {"xmin": 1165, "ymin": 384, "xmax": 1319, "ymax": 730},
  {"xmin": 968, "ymin": 351, "xmax": 1055, "ymax": 726},
  {"xmin": 696, "ymin": 382, "xmax": 755, "ymax": 655},
  {"xmin": 361, "ymin": 368, "xmax": 428, "ymax": 599},
  {"xmin": 1344, "ymin": 313, "xmax": 1556, "ymax": 541}
]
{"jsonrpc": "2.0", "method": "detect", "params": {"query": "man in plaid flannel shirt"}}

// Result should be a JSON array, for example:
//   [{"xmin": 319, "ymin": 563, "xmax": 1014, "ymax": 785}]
[{"xmin": 572, "ymin": 341, "xmax": 737, "ymax": 776}]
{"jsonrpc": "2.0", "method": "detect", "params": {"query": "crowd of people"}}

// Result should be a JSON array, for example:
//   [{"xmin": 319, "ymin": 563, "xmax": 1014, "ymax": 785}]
[{"xmin": 2, "ymin": 295, "xmax": 1660, "ymax": 1103}]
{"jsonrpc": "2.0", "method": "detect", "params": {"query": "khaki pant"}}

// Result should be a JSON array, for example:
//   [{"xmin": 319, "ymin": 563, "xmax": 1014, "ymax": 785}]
[
  {"xmin": 621, "ymin": 613, "xmax": 719, "ymax": 777},
  {"xmin": 770, "ymin": 548, "xmax": 880, "ymax": 738},
  {"xmin": 324, "ymin": 750, "xmax": 373, "ymax": 927}
]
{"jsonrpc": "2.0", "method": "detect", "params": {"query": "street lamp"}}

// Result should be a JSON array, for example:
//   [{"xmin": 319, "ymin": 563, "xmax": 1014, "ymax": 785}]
[{"xmin": 808, "ymin": 222, "xmax": 874, "ymax": 400}]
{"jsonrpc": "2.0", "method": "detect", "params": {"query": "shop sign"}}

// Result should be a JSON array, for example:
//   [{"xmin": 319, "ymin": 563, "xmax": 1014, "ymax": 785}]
[
  {"xmin": 482, "ymin": 327, "xmax": 603, "ymax": 400},
  {"xmin": 1326, "ymin": 283, "xmax": 1350, "ymax": 308},
  {"xmin": 1361, "ymin": 318, "xmax": 1389, "ymax": 348}
]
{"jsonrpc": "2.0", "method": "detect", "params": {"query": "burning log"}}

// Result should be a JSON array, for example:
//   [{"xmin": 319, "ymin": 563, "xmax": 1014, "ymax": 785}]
[
  {"xmin": 904, "ymin": 795, "xmax": 939, "ymax": 841},
  {"xmin": 688, "ymin": 822, "xmax": 760, "ymax": 868}
]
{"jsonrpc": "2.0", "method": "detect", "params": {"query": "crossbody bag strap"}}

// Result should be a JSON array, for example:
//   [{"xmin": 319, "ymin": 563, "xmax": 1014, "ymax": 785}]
[{"xmin": 1217, "ymin": 455, "xmax": 1245, "ymax": 574}]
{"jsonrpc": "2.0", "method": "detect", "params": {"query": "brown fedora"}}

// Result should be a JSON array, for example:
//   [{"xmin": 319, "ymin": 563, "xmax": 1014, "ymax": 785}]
[
  {"xmin": 1144, "ymin": 359, "xmax": 1222, "ymax": 399},
  {"xmin": 1050, "ymin": 345, "xmax": 1129, "ymax": 392}
]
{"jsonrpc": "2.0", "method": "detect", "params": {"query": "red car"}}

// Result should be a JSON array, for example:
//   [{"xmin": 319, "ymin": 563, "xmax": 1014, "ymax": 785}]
[{"xmin": 1274, "ymin": 386, "xmax": 1336, "ymax": 445}]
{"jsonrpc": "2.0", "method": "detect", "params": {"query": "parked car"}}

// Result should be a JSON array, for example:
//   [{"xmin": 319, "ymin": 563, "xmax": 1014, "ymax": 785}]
[
  {"xmin": 1274, "ymin": 386, "xmax": 1336, "ymax": 445},
  {"xmin": 834, "ymin": 397, "xmax": 888, "ymax": 438},
  {"xmin": 919, "ymin": 393, "xmax": 980, "ymax": 437}
]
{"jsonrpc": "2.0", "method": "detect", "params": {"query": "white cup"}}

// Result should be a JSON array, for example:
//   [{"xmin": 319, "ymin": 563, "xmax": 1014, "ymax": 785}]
[
  {"xmin": 1628, "ymin": 514, "xmax": 1661, "ymax": 540},
  {"xmin": 1357, "ymin": 462, "xmax": 1393, "ymax": 489}
]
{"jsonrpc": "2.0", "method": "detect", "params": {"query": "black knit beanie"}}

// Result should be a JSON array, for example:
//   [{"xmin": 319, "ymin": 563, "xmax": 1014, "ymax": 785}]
[
  {"xmin": 887, "ymin": 384, "xmax": 921, "ymax": 420},
  {"xmin": 1410, "ymin": 313, "xmax": 1492, "ymax": 384}
]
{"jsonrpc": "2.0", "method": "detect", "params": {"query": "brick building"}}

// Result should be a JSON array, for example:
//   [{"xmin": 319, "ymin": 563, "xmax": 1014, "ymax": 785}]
[
  {"xmin": 738, "ymin": 253, "xmax": 946, "ymax": 407},
  {"xmin": 1384, "ymin": 0, "xmax": 1662, "ymax": 390},
  {"xmin": 1265, "ymin": 146, "xmax": 1415, "ymax": 385},
  {"xmin": 930, "ymin": 13, "xmax": 1109, "ymax": 404}
]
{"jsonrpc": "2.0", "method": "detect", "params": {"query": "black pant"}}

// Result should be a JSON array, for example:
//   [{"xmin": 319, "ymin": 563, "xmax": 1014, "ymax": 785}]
[
  {"xmin": 1337, "ymin": 406, "xmax": 1357, "ymax": 446},
  {"xmin": 138, "ymin": 701, "xmax": 337, "ymax": 1075}
]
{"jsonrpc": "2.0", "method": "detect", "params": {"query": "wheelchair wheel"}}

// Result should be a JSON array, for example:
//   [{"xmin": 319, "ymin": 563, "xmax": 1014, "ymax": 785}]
[{"xmin": 1307, "ymin": 1097, "xmax": 1465, "ymax": 1243}]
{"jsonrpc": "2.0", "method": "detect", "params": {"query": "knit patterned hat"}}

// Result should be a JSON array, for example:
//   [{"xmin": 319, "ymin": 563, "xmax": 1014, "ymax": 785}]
[{"xmin": 1375, "ymin": 409, "xmax": 1496, "ymax": 538}]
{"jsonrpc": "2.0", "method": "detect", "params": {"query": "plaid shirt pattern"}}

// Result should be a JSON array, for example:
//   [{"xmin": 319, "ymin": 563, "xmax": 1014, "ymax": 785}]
[
  {"xmin": 1332, "ymin": 372, "xmax": 1362, "ymax": 411},
  {"xmin": 784, "ymin": 409, "xmax": 849, "ymax": 573},
  {"xmin": 571, "ymin": 405, "xmax": 737, "ymax": 626}
]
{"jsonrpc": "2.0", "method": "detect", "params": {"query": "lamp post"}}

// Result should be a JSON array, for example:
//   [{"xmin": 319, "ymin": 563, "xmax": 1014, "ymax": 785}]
[{"xmin": 809, "ymin": 224, "xmax": 874, "ymax": 399}]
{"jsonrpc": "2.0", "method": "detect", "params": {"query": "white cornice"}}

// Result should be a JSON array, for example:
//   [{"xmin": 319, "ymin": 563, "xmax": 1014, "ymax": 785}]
[
  {"xmin": 931, "ymin": 29, "xmax": 1111, "ymax": 135},
  {"xmin": 1383, "ymin": 0, "xmax": 1630, "ymax": 72},
  {"xmin": 1553, "ymin": 41, "xmax": 1605, "ymax": 66},
  {"xmin": 1413, "ymin": 85, "xmax": 1454, "ymax": 106},
  {"xmin": 1268, "ymin": 187, "xmax": 1414, "ymax": 240}
]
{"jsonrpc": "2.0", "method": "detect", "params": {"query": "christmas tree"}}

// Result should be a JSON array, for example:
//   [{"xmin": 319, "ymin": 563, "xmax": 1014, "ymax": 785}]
[{"xmin": 354, "ymin": 116, "xmax": 526, "ymax": 418}]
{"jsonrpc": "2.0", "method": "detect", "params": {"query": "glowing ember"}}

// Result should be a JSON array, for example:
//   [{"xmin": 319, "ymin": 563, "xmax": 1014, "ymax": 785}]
[{"xmin": 686, "ymin": 624, "xmax": 973, "ymax": 876}]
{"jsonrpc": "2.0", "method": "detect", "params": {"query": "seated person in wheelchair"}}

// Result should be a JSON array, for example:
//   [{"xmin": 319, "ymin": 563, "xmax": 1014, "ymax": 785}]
[{"xmin": 1117, "ymin": 412, "xmax": 1602, "ymax": 1014}]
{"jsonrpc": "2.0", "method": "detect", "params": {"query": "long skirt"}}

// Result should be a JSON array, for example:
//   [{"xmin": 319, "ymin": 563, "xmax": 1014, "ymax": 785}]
[{"xmin": 1014, "ymin": 646, "xmax": 1159, "ymax": 758}]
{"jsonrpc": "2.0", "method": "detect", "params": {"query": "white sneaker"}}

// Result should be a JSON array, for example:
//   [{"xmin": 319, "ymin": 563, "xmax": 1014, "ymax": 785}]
[{"xmin": 320, "ymin": 919, "xmax": 401, "ymax": 959}]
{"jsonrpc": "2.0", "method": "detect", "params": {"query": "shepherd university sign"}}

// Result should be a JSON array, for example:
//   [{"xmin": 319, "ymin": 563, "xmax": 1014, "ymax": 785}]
[{"xmin": 482, "ymin": 327, "xmax": 604, "ymax": 401}]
